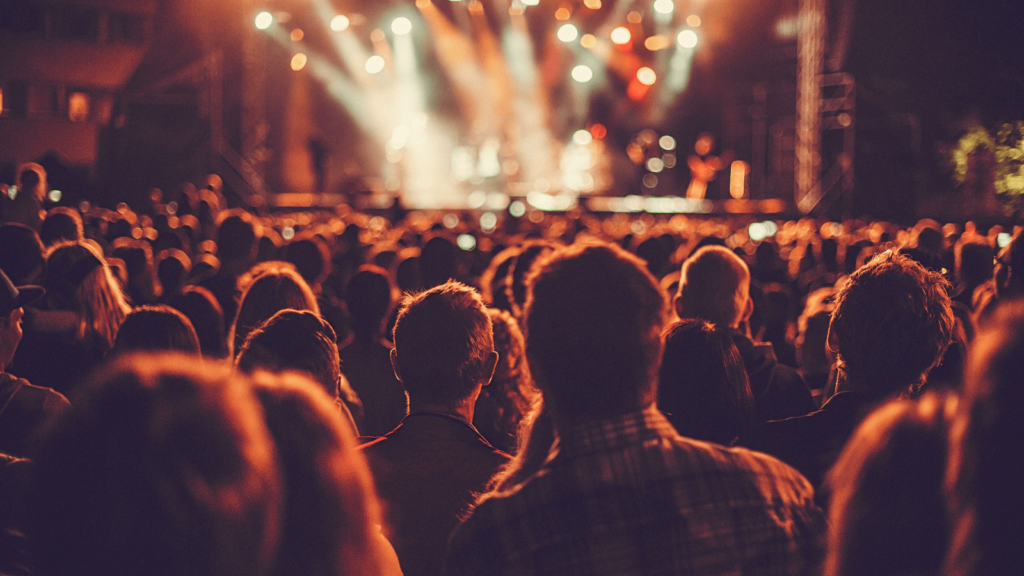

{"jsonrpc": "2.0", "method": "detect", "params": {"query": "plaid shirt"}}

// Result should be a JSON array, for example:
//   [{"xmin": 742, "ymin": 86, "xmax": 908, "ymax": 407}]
[{"xmin": 446, "ymin": 405, "xmax": 825, "ymax": 576}]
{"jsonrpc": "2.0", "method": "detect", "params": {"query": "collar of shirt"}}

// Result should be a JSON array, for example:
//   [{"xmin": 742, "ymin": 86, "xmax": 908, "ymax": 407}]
[{"xmin": 557, "ymin": 404, "xmax": 678, "ymax": 458}]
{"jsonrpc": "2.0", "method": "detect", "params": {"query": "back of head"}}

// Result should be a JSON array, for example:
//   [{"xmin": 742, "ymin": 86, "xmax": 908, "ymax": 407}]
[
  {"xmin": 250, "ymin": 371, "xmax": 386, "ymax": 576},
  {"xmin": 45, "ymin": 240, "xmax": 131, "ymax": 349},
  {"xmin": 0, "ymin": 223, "xmax": 45, "ymax": 285},
  {"xmin": 30, "ymin": 353, "xmax": 282, "ymax": 576},
  {"xmin": 830, "ymin": 250, "xmax": 953, "ymax": 395},
  {"xmin": 677, "ymin": 245, "xmax": 751, "ymax": 328},
  {"xmin": 508, "ymin": 240, "xmax": 557, "ymax": 318},
  {"xmin": 156, "ymin": 248, "xmax": 191, "ymax": 297},
  {"xmin": 825, "ymin": 393, "xmax": 955, "ymax": 576},
  {"xmin": 524, "ymin": 241, "xmax": 667, "ymax": 424},
  {"xmin": 237, "ymin": 309, "xmax": 341, "ymax": 398},
  {"xmin": 658, "ymin": 319, "xmax": 755, "ymax": 445},
  {"xmin": 947, "ymin": 298, "xmax": 1024, "ymax": 576},
  {"xmin": 284, "ymin": 237, "xmax": 331, "ymax": 289},
  {"xmin": 40, "ymin": 207, "xmax": 84, "ymax": 247},
  {"xmin": 345, "ymin": 265, "xmax": 393, "ymax": 336},
  {"xmin": 232, "ymin": 263, "xmax": 319, "ymax": 356},
  {"xmin": 215, "ymin": 210, "xmax": 260, "ymax": 263},
  {"xmin": 111, "ymin": 304, "xmax": 201, "ymax": 356},
  {"xmin": 994, "ymin": 233, "xmax": 1024, "ymax": 299},
  {"xmin": 480, "ymin": 246, "xmax": 520, "ymax": 313},
  {"xmin": 170, "ymin": 286, "xmax": 226, "ymax": 359},
  {"xmin": 956, "ymin": 238, "xmax": 994, "ymax": 289},
  {"xmin": 392, "ymin": 281, "xmax": 494, "ymax": 405},
  {"xmin": 420, "ymin": 236, "xmax": 457, "ymax": 288}
]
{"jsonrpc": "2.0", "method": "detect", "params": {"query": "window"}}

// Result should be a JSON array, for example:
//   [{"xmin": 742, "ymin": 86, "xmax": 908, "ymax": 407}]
[
  {"xmin": 68, "ymin": 91, "xmax": 90, "ymax": 122},
  {"xmin": 107, "ymin": 10, "xmax": 146, "ymax": 44}
]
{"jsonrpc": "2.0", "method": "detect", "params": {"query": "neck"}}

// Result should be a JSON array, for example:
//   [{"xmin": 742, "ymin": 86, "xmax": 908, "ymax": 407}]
[{"xmin": 408, "ymin": 390, "xmax": 479, "ymax": 424}]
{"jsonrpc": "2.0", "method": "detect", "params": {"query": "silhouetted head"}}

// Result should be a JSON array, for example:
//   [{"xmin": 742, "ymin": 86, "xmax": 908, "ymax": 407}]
[
  {"xmin": 111, "ymin": 305, "xmax": 201, "ymax": 357},
  {"xmin": 230, "ymin": 262, "xmax": 319, "ymax": 356},
  {"xmin": 676, "ymin": 244, "xmax": 752, "ymax": 329},
  {"xmin": 237, "ymin": 309, "xmax": 341, "ymax": 400}
]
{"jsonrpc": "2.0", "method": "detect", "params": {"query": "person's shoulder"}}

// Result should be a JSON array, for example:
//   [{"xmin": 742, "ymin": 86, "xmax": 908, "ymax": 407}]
[{"xmin": 669, "ymin": 434, "xmax": 817, "ymax": 496}]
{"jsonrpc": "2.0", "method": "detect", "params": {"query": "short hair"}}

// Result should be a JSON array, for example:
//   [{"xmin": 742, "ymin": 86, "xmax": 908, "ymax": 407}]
[
  {"xmin": 284, "ymin": 236, "xmax": 331, "ymax": 289},
  {"xmin": 0, "ymin": 223, "xmax": 44, "ymax": 285},
  {"xmin": 40, "ymin": 206, "xmax": 84, "ymax": 246},
  {"xmin": 946, "ymin": 299, "xmax": 1024, "ymax": 576},
  {"xmin": 29, "ymin": 353, "xmax": 282, "ymax": 576},
  {"xmin": 676, "ymin": 245, "xmax": 751, "ymax": 328},
  {"xmin": 230, "ymin": 262, "xmax": 319, "ymax": 356},
  {"xmin": 825, "ymin": 393, "xmax": 955, "ymax": 576},
  {"xmin": 392, "ymin": 281, "xmax": 494, "ymax": 405},
  {"xmin": 215, "ymin": 210, "xmax": 260, "ymax": 263},
  {"xmin": 250, "ymin": 372, "xmax": 391, "ymax": 576},
  {"xmin": 658, "ymin": 319, "xmax": 756, "ymax": 445},
  {"xmin": 237, "ymin": 310, "xmax": 341, "ymax": 398},
  {"xmin": 830, "ymin": 250, "xmax": 954, "ymax": 393},
  {"xmin": 524, "ymin": 241, "xmax": 668, "ymax": 421},
  {"xmin": 345, "ymin": 265, "xmax": 393, "ymax": 335},
  {"xmin": 111, "ymin": 304, "xmax": 201, "ymax": 356}
]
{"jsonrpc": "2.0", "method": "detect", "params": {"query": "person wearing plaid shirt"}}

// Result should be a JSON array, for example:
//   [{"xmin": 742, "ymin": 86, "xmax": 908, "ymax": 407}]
[{"xmin": 446, "ymin": 241, "xmax": 825, "ymax": 576}]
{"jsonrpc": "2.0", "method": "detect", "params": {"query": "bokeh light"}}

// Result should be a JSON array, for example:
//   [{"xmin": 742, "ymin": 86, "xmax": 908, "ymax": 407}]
[
  {"xmin": 330, "ymin": 15, "xmax": 349, "ymax": 31},
  {"xmin": 557, "ymin": 24, "xmax": 578, "ymax": 43},
  {"xmin": 290, "ymin": 53, "xmax": 307, "ymax": 71},
  {"xmin": 611, "ymin": 26, "xmax": 632, "ymax": 45},
  {"xmin": 573, "ymin": 129, "xmax": 593, "ymax": 145},
  {"xmin": 571, "ymin": 65, "xmax": 593, "ymax": 82},
  {"xmin": 365, "ymin": 55, "xmax": 385, "ymax": 74},
  {"xmin": 391, "ymin": 17, "xmax": 412, "ymax": 35},
  {"xmin": 653, "ymin": 0, "xmax": 674, "ymax": 14},
  {"xmin": 254, "ymin": 11, "xmax": 273, "ymax": 30},
  {"xmin": 678, "ymin": 29, "xmax": 698, "ymax": 48},
  {"xmin": 636, "ymin": 67, "xmax": 657, "ymax": 85}
]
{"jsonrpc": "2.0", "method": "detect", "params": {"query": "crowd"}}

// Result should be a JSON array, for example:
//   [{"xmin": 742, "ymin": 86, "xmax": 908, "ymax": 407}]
[{"xmin": 0, "ymin": 162, "xmax": 1021, "ymax": 576}]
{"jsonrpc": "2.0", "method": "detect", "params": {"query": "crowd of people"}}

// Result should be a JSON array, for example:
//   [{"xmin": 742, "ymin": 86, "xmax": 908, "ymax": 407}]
[{"xmin": 0, "ymin": 162, "xmax": 1021, "ymax": 576}]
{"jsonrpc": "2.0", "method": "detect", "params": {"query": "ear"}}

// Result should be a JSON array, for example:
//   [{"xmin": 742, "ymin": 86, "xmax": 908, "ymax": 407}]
[
  {"xmin": 481, "ymin": 351, "xmax": 499, "ymax": 387},
  {"xmin": 826, "ymin": 317, "xmax": 840, "ymax": 355},
  {"xmin": 390, "ymin": 348, "xmax": 403, "ymax": 382}
]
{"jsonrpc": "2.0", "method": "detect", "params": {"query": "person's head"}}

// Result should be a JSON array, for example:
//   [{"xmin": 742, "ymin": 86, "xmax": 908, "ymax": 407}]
[
  {"xmin": 480, "ymin": 246, "xmax": 520, "ymax": 312},
  {"xmin": 29, "ymin": 353, "xmax": 283, "ymax": 576},
  {"xmin": 284, "ymin": 236, "xmax": 331, "ymax": 291},
  {"xmin": 44, "ymin": 240, "xmax": 132, "ymax": 350},
  {"xmin": 111, "ymin": 305, "xmax": 201, "ymax": 357},
  {"xmin": 391, "ymin": 281, "xmax": 497, "ymax": 407},
  {"xmin": 946, "ymin": 298, "xmax": 1024, "ymax": 576},
  {"xmin": 156, "ymin": 248, "xmax": 191, "ymax": 299},
  {"xmin": 955, "ymin": 238, "xmax": 994, "ymax": 290},
  {"xmin": 0, "ymin": 223, "xmax": 45, "ymax": 285},
  {"xmin": 237, "ymin": 310, "xmax": 342, "ymax": 400},
  {"xmin": 524, "ymin": 241, "xmax": 668, "ymax": 426},
  {"xmin": 345, "ymin": 265, "xmax": 393, "ymax": 338},
  {"xmin": 0, "ymin": 268, "xmax": 44, "ymax": 369},
  {"xmin": 825, "ymin": 393, "xmax": 955, "ymax": 576},
  {"xmin": 507, "ymin": 240, "xmax": 558, "ymax": 319},
  {"xmin": 15, "ymin": 162, "xmax": 46, "ymax": 202},
  {"xmin": 230, "ymin": 262, "xmax": 319, "ymax": 357},
  {"xmin": 658, "ymin": 319, "xmax": 756, "ymax": 446},
  {"xmin": 249, "ymin": 371, "xmax": 389, "ymax": 576},
  {"xmin": 111, "ymin": 237, "xmax": 160, "ymax": 304},
  {"xmin": 215, "ymin": 210, "xmax": 260, "ymax": 264},
  {"xmin": 40, "ymin": 206, "xmax": 84, "ymax": 247},
  {"xmin": 169, "ymin": 286, "xmax": 226, "ymax": 359},
  {"xmin": 829, "ymin": 250, "xmax": 954, "ymax": 395},
  {"xmin": 675, "ymin": 245, "xmax": 753, "ymax": 329},
  {"xmin": 420, "ymin": 235, "xmax": 457, "ymax": 288}
]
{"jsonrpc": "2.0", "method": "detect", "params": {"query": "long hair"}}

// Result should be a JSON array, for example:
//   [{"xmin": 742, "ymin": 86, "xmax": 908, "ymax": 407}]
[
  {"xmin": 45, "ymin": 240, "xmax": 131, "ymax": 351},
  {"xmin": 229, "ymin": 262, "xmax": 319, "ymax": 357}
]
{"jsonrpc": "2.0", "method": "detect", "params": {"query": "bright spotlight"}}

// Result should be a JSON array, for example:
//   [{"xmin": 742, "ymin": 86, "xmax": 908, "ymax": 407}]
[
  {"xmin": 457, "ymin": 234, "xmax": 477, "ymax": 251},
  {"xmin": 365, "ymin": 55, "xmax": 385, "ymax": 74},
  {"xmin": 659, "ymin": 135, "xmax": 676, "ymax": 150},
  {"xmin": 254, "ymin": 11, "xmax": 273, "ymax": 30},
  {"xmin": 610, "ymin": 26, "xmax": 631, "ymax": 45},
  {"xmin": 290, "ymin": 53, "xmax": 308, "ymax": 71},
  {"xmin": 678, "ymin": 29, "xmax": 698, "ymax": 48},
  {"xmin": 571, "ymin": 65, "xmax": 593, "ymax": 83},
  {"xmin": 580, "ymin": 33, "xmax": 597, "ymax": 48},
  {"xmin": 557, "ymin": 24, "xmax": 578, "ymax": 43},
  {"xmin": 636, "ymin": 67, "xmax": 657, "ymax": 85},
  {"xmin": 330, "ymin": 15, "xmax": 350, "ymax": 31},
  {"xmin": 391, "ymin": 17, "xmax": 412, "ymax": 35},
  {"xmin": 573, "ymin": 129, "xmax": 593, "ymax": 146},
  {"xmin": 522, "ymin": 0, "xmax": 540, "ymax": 5},
  {"xmin": 646, "ymin": 157, "xmax": 665, "ymax": 173},
  {"xmin": 48, "ymin": 189, "xmax": 62, "ymax": 203},
  {"xmin": 653, "ymin": 0, "xmax": 674, "ymax": 14},
  {"xmin": 509, "ymin": 201, "xmax": 527, "ymax": 218}
]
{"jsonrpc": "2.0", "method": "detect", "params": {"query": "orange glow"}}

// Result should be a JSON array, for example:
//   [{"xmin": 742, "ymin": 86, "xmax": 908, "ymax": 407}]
[
  {"xmin": 290, "ymin": 53, "xmax": 307, "ymax": 71},
  {"xmin": 730, "ymin": 160, "xmax": 750, "ymax": 199},
  {"xmin": 610, "ymin": 26, "xmax": 631, "ymax": 45},
  {"xmin": 644, "ymin": 35, "xmax": 672, "ymax": 51},
  {"xmin": 580, "ymin": 33, "xmax": 597, "ymax": 48},
  {"xmin": 290, "ymin": 28, "xmax": 304, "ymax": 42},
  {"xmin": 627, "ymin": 11, "xmax": 642, "ymax": 23},
  {"xmin": 627, "ymin": 77, "xmax": 650, "ymax": 101},
  {"xmin": 636, "ymin": 67, "xmax": 657, "ymax": 85},
  {"xmin": 555, "ymin": 7, "xmax": 571, "ymax": 20},
  {"xmin": 590, "ymin": 123, "xmax": 607, "ymax": 139},
  {"xmin": 583, "ymin": 0, "xmax": 602, "ymax": 8},
  {"xmin": 687, "ymin": 15, "xmax": 702, "ymax": 27}
]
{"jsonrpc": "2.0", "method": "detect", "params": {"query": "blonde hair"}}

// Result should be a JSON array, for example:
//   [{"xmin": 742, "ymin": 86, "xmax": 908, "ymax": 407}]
[{"xmin": 45, "ymin": 240, "xmax": 131, "ymax": 350}]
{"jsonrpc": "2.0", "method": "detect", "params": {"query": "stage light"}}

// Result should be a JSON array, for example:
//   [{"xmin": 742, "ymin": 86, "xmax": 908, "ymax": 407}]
[
  {"xmin": 654, "ymin": 0, "xmax": 674, "ymax": 15},
  {"xmin": 573, "ymin": 129, "xmax": 593, "ymax": 145},
  {"xmin": 255, "ymin": 11, "xmax": 273, "ymax": 30},
  {"xmin": 637, "ymin": 67, "xmax": 657, "ymax": 85},
  {"xmin": 290, "ymin": 28, "xmax": 304, "ymax": 41},
  {"xmin": 391, "ymin": 17, "xmax": 412, "ymax": 35},
  {"xmin": 282, "ymin": 226, "xmax": 295, "ymax": 240},
  {"xmin": 627, "ymin": 11, "xmax": 642, "ymax": 23},
  {"xmin": 443, "ymin": 213, "xmax": 459, "ymax": 229},
  {"xmin": 659, "ymin": 135, "xmax": 676, "ymax": 150},
  {"xmin": 678, "ymin": 29, "xmax": 698, "ymax": 48},
  {"xmin": 647, "ymin": 157, "xmax": 664, "ymax": 173},
  {"xmin": 571, "ymin": 65, "xmax": 593, "ymax": 82},
  {"xmin": 457, "ymin": 234, "xmax": 477, "ymax": 250},
  {"xmin": 580, "ymin": 33, "xmax": 597, "ymax": 48},
  {"xmin": 644, "ymin": 35, "xmax": 671, "ymax": 51},
  {"xmin": 643, "ymin": 174, "xmax": 658, "ymax": 188},
  {"xmin": 291, "ymin": 53, "xmax": 307, "ymax": 70},
  {"xmin": 555, "ymin": 7, "xmax": 571, "ymax": 20},
  {"xmin": 610, "ymin": 26, "xmax": 631, "ymax": 45},
  {"xmin": 687, "ymin": 15, "xmax": 701, "ymax": 27},
  {"xmin": 365, "ymin": 55, "xmax": 385, "ymax": 73},
  {"xmin": 749, "ymin": 222, "xmax": 768, "ymax": 242},
  {"xmin": 509, "ymin": 201, "xmax": 526, "ymax": 218},
  {"xmin": 590, "ymin": 123, "xmax": 607, "ymax": 139},
  {"xmin": 330, "ymin": 15, "xmax": 350, "ymax": 31},
  {"xmin": 48, "ymin": 190, "xmax": 62, "ymax": 202},
  {"xmin": 522, "ymin": 0, "xmax": 539, "ymax": 5},
  {"xmin": 557, "ymin": 24, "xmax": 578, "ymax": 43},
  {"xmin": 583, "ymin": 0, "xmax": 601, "ymax": 8},
  {"xmin": 480, "ymin": 212, "xmax": 498, "ymax": 231}
]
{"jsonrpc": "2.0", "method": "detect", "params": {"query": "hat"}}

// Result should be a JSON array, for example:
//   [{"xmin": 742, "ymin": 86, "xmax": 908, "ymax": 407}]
[{"xmin": 0, "ymin": 268, "xmax": 44, "ymax": 316}]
